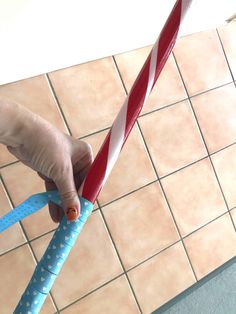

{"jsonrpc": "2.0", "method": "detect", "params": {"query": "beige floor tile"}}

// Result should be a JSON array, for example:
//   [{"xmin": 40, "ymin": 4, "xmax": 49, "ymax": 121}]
[
  {"xmin": 84, "ymin": 124, "xmax": 156, "ymax": 205},
  {"xmin": 61, "ymin": 275, "xmax": 139, "ymax": 314},
  {"xmin": 128, "ymin": 242, "xmax": 196, "ymax": 313},
  {"xmin": 49, "ymin": 57, "xmax": 126, "ymax": 138},
  {"xmin": 139, "ymin": 100, "xmax": 207, "ymax": 177},
  {"xmin": 0, "ymin": 75, "xmax": 67, "ymax": 132},
  {"xmin": 102, "ymin": 182, "xmax": 179, "ymax": 270},
  {"xmin": 218, "ymin": 23, "xmax": 236, "ymax": 79},
  {"xmin": 0, "ymin": 162, "xmax": 58, "ymax": 239},
  {"xmin": 162, "ymin": 158, "xmax": 227, "ymax": 237},
  {"xmin": 184, "ymin": 213, "xmax": 236, "ymax": 279},
  {"xmin": 115, "ymin": 48, "xmax": 187, "ymax": 113},
  {"xmin": 31, "ymin": 211, "xmax": 123, "ymax": 309},
  {"xmin": 212, "ymin": 144, "xmax": 236, "ymax": 209},
  {"xmin": 0, "ymin": 180, "xmax": 26, "ymax": 254},
  {"xmin": 0, "ymin": 75, "xmax": 68, "ymax": 142},
  {"xmin": 1, "ymin": 26, "xmax": 235, "ymax": 314},
  {"xmin": 0, "ymin": 244, "xmax": 56, "ymax": 313},
  {"xmin": 192, "ymin": 84, "xmax": 236, "ymax": 153},
  {"xmin": 114, "ymin": 46, "xmax": 151, "ymax": 92},
  {"xmin": 0, "ymin": 144, "xmax": 17, "ymax": 167},
  {"xmin": 174, "ymin": 29, "xmax": 232, "ymax": 96},
  {"xmin": 0, "ymin": 75, "xmax": 68, "ymax": 167}
]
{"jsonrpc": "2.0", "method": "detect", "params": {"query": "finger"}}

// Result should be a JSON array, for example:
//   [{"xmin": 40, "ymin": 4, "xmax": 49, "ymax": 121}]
[
  {"xmin": 71, "ymin": 140, "xmax": 93, "ymax": 162},
  {"xmin": 54, "ymin": 162, "xmax": 80, "ymax": 221},
  {"xmin": 74, "ymin": 157, "xmax": 93, "ymax": 192},
  {"xmin": 72, "ymin": 140, "xmax": 93, "ymax": 191}
]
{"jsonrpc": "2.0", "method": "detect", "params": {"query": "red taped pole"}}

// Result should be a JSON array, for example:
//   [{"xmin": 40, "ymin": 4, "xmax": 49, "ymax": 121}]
[{"xmin": 80, "ymin": 0, "xmax": 192, "ymax": 203}]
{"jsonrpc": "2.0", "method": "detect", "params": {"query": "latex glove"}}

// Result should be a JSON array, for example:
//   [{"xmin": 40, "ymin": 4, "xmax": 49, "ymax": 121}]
[{"xmin": 0, "ymin": 101, "xmax": 93, "ymax": 222}]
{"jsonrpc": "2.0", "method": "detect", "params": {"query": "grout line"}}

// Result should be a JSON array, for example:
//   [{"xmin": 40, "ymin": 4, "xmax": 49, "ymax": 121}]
[
  {"xmin": 127, "ymin": 210, "xmax": 232, "ymax": 275},
  {"xmin": 59, "ymin": 206, "xmax": 235, "ymax": 313},
  {"xmin": 139, "ymin": 98, "xmax": 189, "ymax": 117},
  {"xmin": 1, "ymin": 180, "xmax": 229, "ymax": 260},
  {"xmin": 158, "ymin": 155, "xmax": 208, "ymax": 180},
  {"xmin": 29, "ymin": 227, "xmax": 58, "ymax": 243},
  {"xmin": 45, "ymin": 74, "xmax": 73, "ymax": 136},
  {"xmin": 58, "ymin": 273, "xmax": 126, "ymax": 312},
  {"xmin": 114, "ymin": 50, "xmax": 232, "ymax": 121},
  {"xmin": 0, "ymin": 82, "xmax": 234, "ymax": 172},
  {"xmin": 0, "ymin": 44, "xmax": 235, "ymax": 312},
  {"xmin": 0, "ymin": 228, "xmax": 58, "ymax": 259},
  {"xmin": 182, "ymin": 211, "xmax": 231, "ymax": 240},
  {"xmin": 136, "ymin": 122, "xmax": 198, "ymax": 282},
  {"xmin": 55, "ymin": 201, "xmax": 234, "ymax": 313},
  {"xmin": 113, "ymin": 52, "xmax": 201, "ymax": 281},
  {"xmin": 0, "ymin": 87, "xmax": 233, "ymax": 173},
  {"xmin": 2, "ymin": 136, "xmax": 236, "ymax": 177},
  {"xmin": 0, "ymin": 176, "xmax": 60, "ymax": 312},
  {"xmin": 173, "ymin": 52, "xmax": 236, "ymax": 232},
  {"xmin": 0, "ymin": 176, "xmax": 29, "ymax": 244},
  {"xmin": 0, "ymin": 174, "xmax": 232, "ymax": 313},
  {"xmin": 100, "ymin": 179, "xmax": 157, "ymax": 208},
  {"xmin": 0, "ymin": 200, "xmax": 117, "ymax": 258},
  {"xmin": 230, "ymin": 205, "xmax": 236, "ymax": 212},
  {"xmin": 112, "ymin": 55, "xmax": 199, "ymax": 282},
  {"xmin": 114, "ymin": 57, "xmax": 199, "ymax": 280},
  {"xmin": 210, "ymin": 140, "xmax": 236, "ymax": 156},
  {"xmin": 216, "ymin": 28, "xmax": 236, "ymax": 87},
  {"xmin": 139, "ymin": 82, "xmax": 233, "ymax": 120},
  {"xmin": 57, "ymin": 205, "xmax": 234, "ymax": 310},
  {"xmin": 126, "ymin": 240, "xmax": 181, "ymax": 273},
  {"xmin": 189, "ymin": 81, "xmax": 234, "ymax": 98},
  {"xmin": 112, "ymin": 56, "xmax": 129, "ymax": 94},
  {"xmin": 87, "ymin": 55, "xmax": 147, "ymax": 313},
  {"xmin": 0, "ymin": 159, "xmax": 20, "ymax": 170},
  {"xmin": 78, "ymin": 126, "xmax": 111, "ymax": 140},
  {"xmin": 97, "ymin": 201, "xmax": 143, "ymax": 313},
  {"xmin": 55, "ymin": 198, "xmax": 145, "ymax": 313}
]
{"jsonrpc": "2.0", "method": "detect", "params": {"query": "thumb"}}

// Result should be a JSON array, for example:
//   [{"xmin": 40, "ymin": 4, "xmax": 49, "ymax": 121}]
[{"xmin": 54, "ymin": 163, "xmax": 80, "ymax": 221}]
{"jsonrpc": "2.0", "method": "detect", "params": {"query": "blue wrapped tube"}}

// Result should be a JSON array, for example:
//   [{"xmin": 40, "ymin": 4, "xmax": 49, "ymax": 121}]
[
  {"xmin": 40, "ymin": 250, "xmax": 66, "ymax": 275},
  {"xmin": 28, "ymin": 264, "xmax": 57, "ymax": 295},
  {"xmin": 0, "ymin": 190, "xmax": 93, "ymax": 314},
  {"xmin": 17, "ymin": 287, "xmax": 47, "ymax": 314}
]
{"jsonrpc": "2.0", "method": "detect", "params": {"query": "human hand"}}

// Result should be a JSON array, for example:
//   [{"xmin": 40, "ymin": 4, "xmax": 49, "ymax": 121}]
[{"xmin": 4, "ymin": 104, "xmax": 93, "ymax": 223}]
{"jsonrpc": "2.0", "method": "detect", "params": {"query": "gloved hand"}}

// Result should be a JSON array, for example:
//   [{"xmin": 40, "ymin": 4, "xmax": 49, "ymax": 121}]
[{"xmin": 0, "ymin": 101, "xmax": 93, "ymax": 222}]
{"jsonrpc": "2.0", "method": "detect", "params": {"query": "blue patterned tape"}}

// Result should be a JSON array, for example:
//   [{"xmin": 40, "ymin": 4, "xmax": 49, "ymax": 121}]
[
  {"xmin": 0, "ymin": 190, "xmax": 61, "ymax": 233},
  {"xmin": 0, "ymin": 190, "xmax": 93, "ymax": 314}
]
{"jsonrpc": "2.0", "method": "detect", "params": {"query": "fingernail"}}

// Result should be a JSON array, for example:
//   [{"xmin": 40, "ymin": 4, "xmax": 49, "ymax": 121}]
[{"xmin": 66, "ymin": 207, "xmax": 78, "ymax": 221}]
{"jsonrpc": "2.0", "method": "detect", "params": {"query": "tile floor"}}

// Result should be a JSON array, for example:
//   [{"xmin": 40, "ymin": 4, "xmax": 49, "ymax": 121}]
[{"xmin": 0, "ymin": 23, "xmax": 236, "ymax": 314}]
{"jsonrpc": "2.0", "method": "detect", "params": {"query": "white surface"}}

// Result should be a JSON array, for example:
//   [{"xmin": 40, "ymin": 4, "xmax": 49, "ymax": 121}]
[{"xmin": 0, "ymin": 0, "xmax": 235, "ymax": 85}]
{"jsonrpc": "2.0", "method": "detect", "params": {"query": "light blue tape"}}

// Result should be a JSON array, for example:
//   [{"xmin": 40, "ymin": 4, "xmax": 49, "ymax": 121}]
[
  {"xmin": 0, "ymin": 190, "xmax": 61, "ymax": 233},
  {"xmin": 29, "ymin": 264, "xmax": 57, "ymax": 294},
  {"xmin": 18, "ymin": 287, "xmax": 47, "ymax": 314},
  {"xmin": 41, "ymin": 247, "xmax": 66, "ymax": 275},
  {"xmin": 0, "ymin": 190, "xmax": 93, "ymax": 314}
]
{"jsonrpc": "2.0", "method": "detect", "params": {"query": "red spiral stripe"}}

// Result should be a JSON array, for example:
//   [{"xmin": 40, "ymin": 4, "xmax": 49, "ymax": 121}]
[{"xmin": 80, "ymin": 0, "xmax": 191, "ymax": 203}]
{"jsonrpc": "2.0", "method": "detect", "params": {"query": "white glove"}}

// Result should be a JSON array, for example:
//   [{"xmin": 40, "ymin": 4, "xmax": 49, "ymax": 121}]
[{"xmin": 1, "ymin": 101, "xmax": 93, "ymax": 222}]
